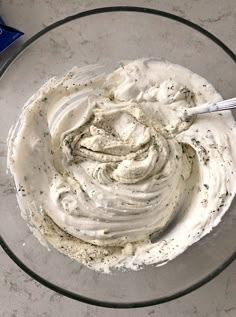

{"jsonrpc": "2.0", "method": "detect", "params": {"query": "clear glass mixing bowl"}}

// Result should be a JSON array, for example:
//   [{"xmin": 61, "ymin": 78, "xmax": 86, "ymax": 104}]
[{"xmin": 0, "ymin": 6, "xmax": 235, "ymax": 308}]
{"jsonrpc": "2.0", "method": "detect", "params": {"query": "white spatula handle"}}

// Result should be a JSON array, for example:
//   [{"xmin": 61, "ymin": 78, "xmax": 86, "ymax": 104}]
[{"xmin": 185, "ymin": 97, "xmax": 236, "ymax": 118}]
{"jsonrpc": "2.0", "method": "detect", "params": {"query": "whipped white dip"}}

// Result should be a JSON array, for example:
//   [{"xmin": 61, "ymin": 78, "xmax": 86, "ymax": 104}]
[{"xmin": 8, "ymin": 59, "xmax": 236, "ymax": 272}]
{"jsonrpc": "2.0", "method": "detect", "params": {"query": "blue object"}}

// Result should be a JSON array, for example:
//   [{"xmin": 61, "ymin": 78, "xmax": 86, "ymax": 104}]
[
  {"xmin": 0, "ymin": 16, "xmax": 24, "ymax": 53},
  {"xmin": 0, "ymin": 17, "xmax": 5, "ymax": 24}
]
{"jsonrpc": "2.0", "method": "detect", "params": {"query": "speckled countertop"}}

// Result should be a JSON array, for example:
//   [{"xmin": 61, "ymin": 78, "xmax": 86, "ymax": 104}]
[{"xmin": 0, "ymin": 0, "xmax": 235, "ymax": 316}]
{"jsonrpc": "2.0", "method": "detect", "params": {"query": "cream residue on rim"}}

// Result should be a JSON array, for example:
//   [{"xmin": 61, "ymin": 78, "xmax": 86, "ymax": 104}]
[{"xmin": 7, "ymin": 59, "xmax": 236, "ymax": 273}]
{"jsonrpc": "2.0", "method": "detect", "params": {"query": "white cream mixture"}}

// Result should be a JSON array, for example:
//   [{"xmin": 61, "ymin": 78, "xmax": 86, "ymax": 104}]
[{"xmin": 8, "ymin": 59, "xmax": 236, "ymax": 272}]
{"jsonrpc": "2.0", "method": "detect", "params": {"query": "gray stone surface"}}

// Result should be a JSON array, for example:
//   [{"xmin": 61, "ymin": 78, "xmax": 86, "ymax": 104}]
[{"xmin": 0, "ymin": 0, "xmax": 235, "ymax": 316}]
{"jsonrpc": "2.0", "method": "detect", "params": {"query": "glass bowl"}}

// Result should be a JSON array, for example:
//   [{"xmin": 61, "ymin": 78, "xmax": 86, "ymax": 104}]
[{"xmin": 0, "ymin": 6, "xmax": 235, "ymax": 308}]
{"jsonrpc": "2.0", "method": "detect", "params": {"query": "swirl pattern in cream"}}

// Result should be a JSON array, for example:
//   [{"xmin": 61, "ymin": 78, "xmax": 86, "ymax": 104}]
[{"xmin": 8, "ymin": 59, "xmax": 236, "ymax": 272}]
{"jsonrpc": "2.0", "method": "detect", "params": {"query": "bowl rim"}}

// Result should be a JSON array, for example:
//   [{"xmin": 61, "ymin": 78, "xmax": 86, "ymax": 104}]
[{"xmin": 0, "ymin": 6, "xmax": 235, "ymax": 309}]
